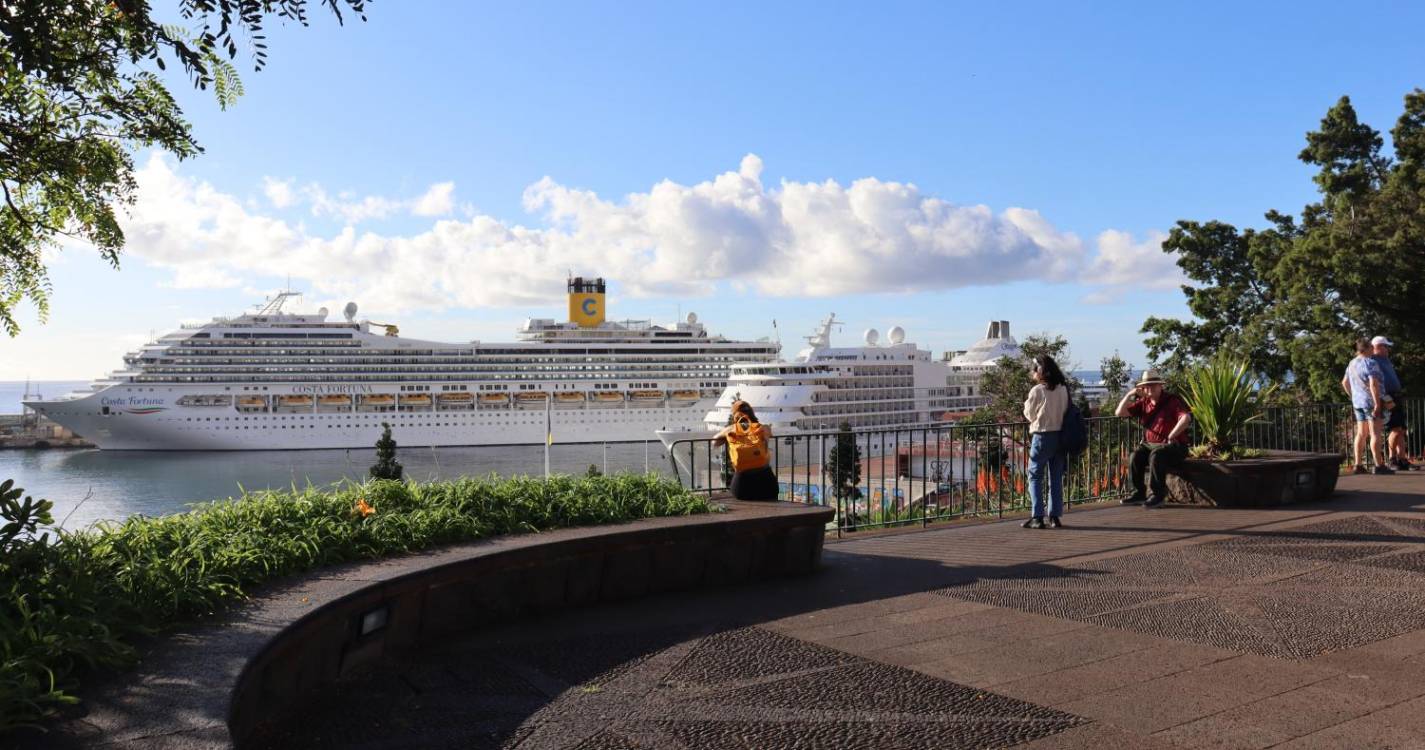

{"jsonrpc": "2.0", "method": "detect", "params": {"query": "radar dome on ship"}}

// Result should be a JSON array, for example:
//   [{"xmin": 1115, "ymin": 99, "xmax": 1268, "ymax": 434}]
[
  {"xmin": 687, "ymin": 312, "xmax": 698, "ymax": 325},
  {"xmin": 343, "ymin": 302, "xmax": 358, "ymax": 322},
  {"xmin": 864, "ymin": 328, "xmax": 879, "ymax": 346},
  {"xmin": 888, "ymin": 326, "xmax": 905, "ymax": 344}
]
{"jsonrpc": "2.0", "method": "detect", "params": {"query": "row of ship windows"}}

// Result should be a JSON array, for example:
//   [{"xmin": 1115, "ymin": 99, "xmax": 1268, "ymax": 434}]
[
  {"xmin": 174, "ymin": 416, "xmax": 675, "ymax": 429},
  {"xmin": 176, "ymin": 412, "xmax": 677, "ymax": 422},
  {"xmin": 157, "ymin": 346, "xmax": 777, "ymax": 356},
  {"xmin": 135, "ymin": 359, "xmax": 762, "ymax": 369},
  {"xmin": 131, "ymin": 365, "xmax": 739, "ymax": 374},
  {"xmin": 131, "ymin": 375, "xmax": 728, "ymax": 384}
]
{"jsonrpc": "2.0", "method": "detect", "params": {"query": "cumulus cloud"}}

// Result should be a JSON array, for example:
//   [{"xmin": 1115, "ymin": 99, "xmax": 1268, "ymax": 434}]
[
  {"xmin": 1079, "ymin": 229, "xmax": 1185, "ymax": 303},
  {"xmin": 256, "ymin": 178, "xmax": 459, "ymax": 223},
  {"xmin": 411, "ymin": 182, "xmax": 456, "ymax": 217},
  {"xmin": 123, "ymin": 153, "xmax": 1165, "ymax": 314},
  {"xmin": 262, "ymin": 177, "xmax": 296, "ymax": 209}
]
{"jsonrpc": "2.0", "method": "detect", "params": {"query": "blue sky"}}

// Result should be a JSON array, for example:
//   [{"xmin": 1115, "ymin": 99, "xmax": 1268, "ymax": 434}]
[{"xmin": 6, "ymin": 0, "xmax": 1425, "ymax": 378}]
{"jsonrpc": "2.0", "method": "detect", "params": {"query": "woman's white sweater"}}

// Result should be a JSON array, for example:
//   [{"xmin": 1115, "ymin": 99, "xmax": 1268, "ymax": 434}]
[{"xmin": 1023, "ymin": 383, "xmax": 1068, "ymax": 432}]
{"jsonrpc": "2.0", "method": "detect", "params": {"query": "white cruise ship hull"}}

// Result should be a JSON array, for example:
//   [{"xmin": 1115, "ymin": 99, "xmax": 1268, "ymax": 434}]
[{"xmin": 30, "ymin": 387, "xmax": 709, "ymax": 450}]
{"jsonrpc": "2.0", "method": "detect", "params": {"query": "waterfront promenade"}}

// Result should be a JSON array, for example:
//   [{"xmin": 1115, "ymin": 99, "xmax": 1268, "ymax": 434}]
[{"xmin": 246, "ymin": 472, "xmax": 1425, "ymax": 749}]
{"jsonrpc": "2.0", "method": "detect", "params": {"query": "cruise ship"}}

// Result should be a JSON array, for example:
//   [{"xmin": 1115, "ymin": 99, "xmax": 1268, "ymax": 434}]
[
  {"xmin": 26, "ymin": 278, "xmax": 780, "ymax": 450},
  {"xmin": 656, "ymin": 316, "xmax": 1021, "ymax": 445}
]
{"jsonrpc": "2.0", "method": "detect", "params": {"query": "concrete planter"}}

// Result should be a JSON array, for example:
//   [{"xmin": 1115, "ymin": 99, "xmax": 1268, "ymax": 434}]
[{"xmin": 1165, "ymin": 451, "xmax": 1343, "ymax": 507}]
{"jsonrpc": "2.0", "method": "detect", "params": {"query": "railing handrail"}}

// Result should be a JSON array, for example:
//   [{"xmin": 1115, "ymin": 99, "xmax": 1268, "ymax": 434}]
[{"xmin": 669, "ymin": 398, "xmax": 1401, "ymax": 536}]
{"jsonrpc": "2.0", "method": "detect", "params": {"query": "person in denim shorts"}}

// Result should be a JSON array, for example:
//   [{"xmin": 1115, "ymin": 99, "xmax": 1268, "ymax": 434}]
[
  {"xmin": 1372, "ymin": 336, "xmax": 1413, "ymax": 470},
  {"xmin": 1342, "ymin": 338, "xmax": 1394, "ymax": 475}
]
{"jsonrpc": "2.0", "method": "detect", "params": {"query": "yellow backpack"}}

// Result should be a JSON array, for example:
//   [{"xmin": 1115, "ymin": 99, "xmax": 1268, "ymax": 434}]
[{"xmin": 726, "ymin": 417, "xmax": 770, "ymax": 471}]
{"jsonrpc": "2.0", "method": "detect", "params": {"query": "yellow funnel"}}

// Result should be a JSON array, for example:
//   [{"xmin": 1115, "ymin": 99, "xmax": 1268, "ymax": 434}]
[{"xmin": 568, "ymin": 277, "xmax": 606, "ymax": 328}]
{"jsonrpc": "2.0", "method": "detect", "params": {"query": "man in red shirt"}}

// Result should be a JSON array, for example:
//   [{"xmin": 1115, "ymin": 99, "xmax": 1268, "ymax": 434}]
[{"xmin": 1114, "ymin": 369, "xmax": 1193, "ymax": 507}]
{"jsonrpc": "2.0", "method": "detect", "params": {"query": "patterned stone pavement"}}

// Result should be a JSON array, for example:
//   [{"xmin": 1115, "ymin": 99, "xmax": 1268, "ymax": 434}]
[
  {"xmin": 940, "ymin": 514, "xmax": 1425, "ymax": 659},
  {"xmin": 257, "ymin": 473, "xmax": 1425, "ymax": 748},
  {"xmin": 252, "ymin": 625, "xmax": 1085, "ymax": 749}
]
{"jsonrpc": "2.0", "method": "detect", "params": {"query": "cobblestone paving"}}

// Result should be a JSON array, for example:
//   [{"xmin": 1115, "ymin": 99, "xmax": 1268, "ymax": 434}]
[
  {"xmin": 252, "ymin": 626, "xmax": 1085, "ymax": 749},
  {"xmin": 939, "ymin": 513, "xmax": 1425, "ymax": 659}
]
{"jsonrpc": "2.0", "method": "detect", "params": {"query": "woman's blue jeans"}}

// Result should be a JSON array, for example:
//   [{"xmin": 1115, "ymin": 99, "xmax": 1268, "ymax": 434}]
[{"xmin": 1028, "ymin": 431, "xmax": 1066, "ymax": 519}]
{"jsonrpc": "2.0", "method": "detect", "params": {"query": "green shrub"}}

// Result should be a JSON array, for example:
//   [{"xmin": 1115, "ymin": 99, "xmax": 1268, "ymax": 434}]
[
  {"xmin": 1181, "ymin": 358, "xmax": 1277, "ymax": 459},
  {"xmin": 0, "ymin": 473, "xmax": 709, "ymax": 732}
]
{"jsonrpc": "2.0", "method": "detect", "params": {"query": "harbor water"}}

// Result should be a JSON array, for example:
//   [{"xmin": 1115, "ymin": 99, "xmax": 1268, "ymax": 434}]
[{"xmin": 0, "ymin": 441, "xmax": 673, "ymax": 532}]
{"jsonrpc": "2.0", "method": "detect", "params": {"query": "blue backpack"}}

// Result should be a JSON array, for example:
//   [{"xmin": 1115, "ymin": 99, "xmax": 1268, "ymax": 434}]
[{"xmin": 1061, "ymin": 396, "xmax": 1088, "ymax": 456}]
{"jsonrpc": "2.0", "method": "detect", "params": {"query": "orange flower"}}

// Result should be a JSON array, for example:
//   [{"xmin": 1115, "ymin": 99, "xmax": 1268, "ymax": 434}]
[{"xmin": 355, "ymin": 498, "xmax": 375, "ymax": 518}]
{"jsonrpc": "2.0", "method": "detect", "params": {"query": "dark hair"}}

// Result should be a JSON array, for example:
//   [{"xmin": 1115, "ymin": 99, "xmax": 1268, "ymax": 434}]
[
  {"xmin": 1356, "ymin": 338, "xmax": 1373, "ymax": 355},
  {"xmin": 732, "ymin": 400, "xmax": 759, "ymax": 424},
  {"xmin": 1033, "ymin": 355, "xmax": 1067, "ymax": 390}
]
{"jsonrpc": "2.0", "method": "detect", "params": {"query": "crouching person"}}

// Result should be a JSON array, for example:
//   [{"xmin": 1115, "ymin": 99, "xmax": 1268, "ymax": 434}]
[
  {"xmin": 714, "ymin": 400, "xmax": 779, "ymax": 500},
  {"xmin": 1115, "ymin": 369, "xmax": 1192, "ymax": 507}
]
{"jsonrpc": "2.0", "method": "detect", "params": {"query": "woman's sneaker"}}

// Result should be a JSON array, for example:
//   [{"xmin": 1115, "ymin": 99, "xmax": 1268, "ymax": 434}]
[
  {"xmin": 1353, "ymin": 464, "xmax": 1369, "ymax": 475},
  {"xmin": 1393, "ymin": 458, "xmax": 1415, "ymax": 471},
  {"xmin": 1373, "ymin": 464, "xmax": 1396, "ymax": 475}
]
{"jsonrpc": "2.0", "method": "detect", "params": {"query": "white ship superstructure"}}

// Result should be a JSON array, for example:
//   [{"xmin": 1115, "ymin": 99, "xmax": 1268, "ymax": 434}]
[
  {"xmin": 26, "ymin": 278, "xmax": 780, "ymax": 450},
  {"xmin": 658, "ymin": 316, "xmax": 1021, "ymax": 445},
  {"xmin": 942, "ymin": 320, "xmax": 1021, "ymax": 414}
]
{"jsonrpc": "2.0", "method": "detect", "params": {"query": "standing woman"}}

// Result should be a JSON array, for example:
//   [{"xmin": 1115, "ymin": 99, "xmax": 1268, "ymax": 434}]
[
  {"xmin": 1022, "ymin": 355, "xmax": 1069, "ymax": 529},
  {"xmin": 713, "ymin": 400, "xmax": 779, "ymax": 500}
]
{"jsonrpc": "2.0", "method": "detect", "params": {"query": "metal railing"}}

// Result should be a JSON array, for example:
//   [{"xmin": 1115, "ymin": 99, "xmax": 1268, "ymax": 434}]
[{"xmin": 668, "ymin": 398, "xmax": 1424, "ymax": 536}]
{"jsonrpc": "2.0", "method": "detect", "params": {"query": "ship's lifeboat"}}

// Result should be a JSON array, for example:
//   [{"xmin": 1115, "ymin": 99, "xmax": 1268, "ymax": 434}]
[
  {"xmin": 319, "ymin": 395, "xmax": 353, "ymax": 406},
  {"xmin": 629, "ymin": 390, "xmax": 665, "ymax": 403},
  {"xmin": 399, "ymin": 394, "xmax": 432, "ymax": 407},
  {"xmin": 360, "ymin": 394, "xmax": 396, "ymax": 408},
  {"xmin": 515, "ymin": 392, "xmax": 549, "ymax": 408},
  {"xmin": 701, "ymin": 388, "xmax": 723, "ymax": 398},
  {"xmin": 554, "ymin": 392, "xmax": 585, "ymax": 408},
  {"xmin": 178, "ymin": 394, "xmax": 233, "ymax": 407},
  {"xmin": 278, "ymin": 395, "xmax": 314, "ymax": 407},
  {"xmin": 668, "ymin": 389, "xmax": 700, "ymax": 402},
  {"xmin": 438, "ymin": 392, "xmax": 474, "ymax": 403},
  {"xmin": 236, "ymin": 396, "xmax": 269, "ymax": 411},
  {"xmin": 477, "ymin": 393, "xmax": 510, "ymax": 405},
  {"xmin": 588, "ymin": 392, "xmax": 625, "ymax": 408}
]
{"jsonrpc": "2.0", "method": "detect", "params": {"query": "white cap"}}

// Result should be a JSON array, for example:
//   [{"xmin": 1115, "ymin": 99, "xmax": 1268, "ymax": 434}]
[{"xmin": 1371, "ymin": 335, "xmax": 1394, "ymax": 347}]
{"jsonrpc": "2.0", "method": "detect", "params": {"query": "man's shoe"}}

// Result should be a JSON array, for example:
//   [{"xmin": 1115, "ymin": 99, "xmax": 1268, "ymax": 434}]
[
  {"xmin": 1121, "ymin": 494, "xmax": 1146, "ymax": 505},
  {"xmin": 1143, "ymin": 496, "xmax": 1164, "ymax": 508},
  {"xmin": 1373, "ymin": 465, "xmax": 1396, "ymax": 475},
  {"xmin": 1352, "ymin": 464, "xmax": 1369, "ymax": 475},
  {"xmin": 1048, "ymin": 516, "xmax": 1063, "ymax": 528},
  {"xmin": 1394, "ymin": 458, "xmax": 1414, "ymax": 471},
  {"xmin": 1022, "ymin": 517, "xmax": 1045, "ymax": 529}
]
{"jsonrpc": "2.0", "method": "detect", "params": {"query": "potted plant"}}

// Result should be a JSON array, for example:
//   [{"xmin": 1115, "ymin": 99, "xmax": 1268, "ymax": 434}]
[{"xmin": 1165, "ymin": 358, "xmax": 1342, "ymax": 506}]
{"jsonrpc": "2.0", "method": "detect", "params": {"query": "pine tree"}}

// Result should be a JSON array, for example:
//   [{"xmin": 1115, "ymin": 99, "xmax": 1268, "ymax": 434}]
[
  {"xmin": 826, "ymin": 422, "xmax": 862, "ymax": 502},
  {"xmin": 369, "ymin": 423, "xmax": 403, "ymax": 481}
]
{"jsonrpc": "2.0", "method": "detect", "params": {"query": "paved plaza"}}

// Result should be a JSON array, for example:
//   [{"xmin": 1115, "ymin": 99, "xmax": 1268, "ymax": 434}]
[{"xmin": 256, "ymin": 472, "xmax": 1425, "ymax": 749}]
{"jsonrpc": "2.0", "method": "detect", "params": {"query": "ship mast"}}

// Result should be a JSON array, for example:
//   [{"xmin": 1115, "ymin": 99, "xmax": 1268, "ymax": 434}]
[
  {"xmin": 805, "ymin": 313, "xmax": 841, "ymax": 349},
  {"xmin": 253, "ymin": 290, "xmax": 303, "ymax": 316}
]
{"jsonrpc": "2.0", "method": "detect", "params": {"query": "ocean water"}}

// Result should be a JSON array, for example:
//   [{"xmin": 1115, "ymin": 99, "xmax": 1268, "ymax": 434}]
[{"xmin": 0, "ymin": 441, "xmax": 673, "ymax": 532}]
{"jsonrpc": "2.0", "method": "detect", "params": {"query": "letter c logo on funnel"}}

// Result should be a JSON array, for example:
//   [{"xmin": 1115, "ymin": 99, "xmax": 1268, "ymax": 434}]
[{"xmin": 582, "ymin": 298, "xmax": 597, "ymax": 315}]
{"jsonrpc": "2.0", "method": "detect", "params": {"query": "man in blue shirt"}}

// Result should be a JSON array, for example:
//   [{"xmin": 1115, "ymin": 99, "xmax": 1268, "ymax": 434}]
[
  {"xmin": 1342, "ymin": 338, "xmax": 1394, "ymax": 474},
  {"xmin": 1372, "ymin": 335, "xmax": 1413, "ymax": 470}
]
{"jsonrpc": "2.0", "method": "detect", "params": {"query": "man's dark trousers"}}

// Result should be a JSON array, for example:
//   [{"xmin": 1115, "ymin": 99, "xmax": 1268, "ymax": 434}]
[{"xmin": 1131, "ymin": 442, "xmax": 1188, "ymax": 500}]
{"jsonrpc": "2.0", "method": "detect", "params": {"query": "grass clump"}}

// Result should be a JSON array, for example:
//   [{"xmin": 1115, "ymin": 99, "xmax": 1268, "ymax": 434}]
[{"xmin": 0, "ymin": 473, "xmax": 709, "ymax": 733}]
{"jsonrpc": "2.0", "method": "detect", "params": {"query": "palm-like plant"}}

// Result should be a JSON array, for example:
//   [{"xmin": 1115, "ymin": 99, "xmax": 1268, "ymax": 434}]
[{"xmin": 1181, "ymin": 358, "xmax": 1276, "ymax": 459}]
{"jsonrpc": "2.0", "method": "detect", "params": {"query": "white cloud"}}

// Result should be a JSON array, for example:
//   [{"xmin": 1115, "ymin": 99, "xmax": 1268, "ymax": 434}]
[
  {"xmin": 256, "ymin": 177, "xmax": 459, "ymax": 224},
  {"xmin": 302, "ymin": 185, "xmax": 402, "ymax": 224},
  {"xmin": 262, "ymin": 177, "xmax": 296, "ymax": 209},
  {"xmin": 123, "ymin": 154, "xmax": 1167, "ymax": 314},
  {"xmin": 1079, "ymin": 229, "xmax": 1185, "ymax": 303},
  {"xmin": 411, "ymin": 182, "xmax": 455, "ymax": 217}
]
